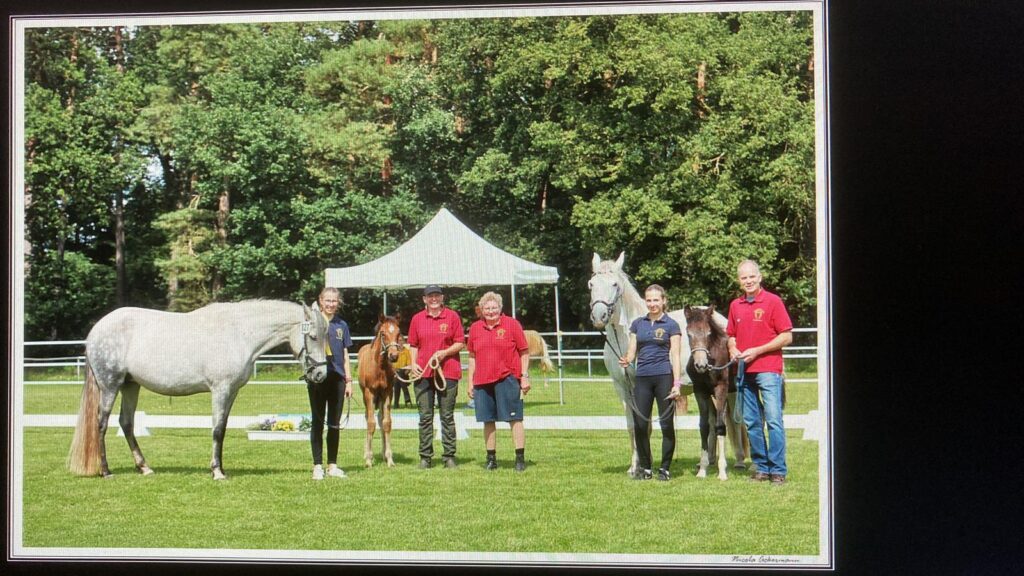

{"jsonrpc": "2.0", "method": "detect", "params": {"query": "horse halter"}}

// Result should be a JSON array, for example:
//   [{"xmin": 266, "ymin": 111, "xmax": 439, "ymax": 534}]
[{"xmin": 688, "ymin": 346, "xmax": 736, "ymax": 372}]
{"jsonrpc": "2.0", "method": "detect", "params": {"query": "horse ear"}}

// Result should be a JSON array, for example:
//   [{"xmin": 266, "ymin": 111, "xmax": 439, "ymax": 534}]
[
  {"xmin": 707, "ymin": 304, "xmax": 715, "ymax": 315},
  {"xmin": 378, "ymin": 313, "xmax": 386, "ymax": 323},
  {"xmin": 615, "ymin": 251, "xmax": 625, "ymax": 269},
  {"xmin": 592, "ymin": 252, "xmax": 601, "ymax": 272},
  {"xmin": 303, "ymin": 303, "xmax": 314, "ymax": 318}
]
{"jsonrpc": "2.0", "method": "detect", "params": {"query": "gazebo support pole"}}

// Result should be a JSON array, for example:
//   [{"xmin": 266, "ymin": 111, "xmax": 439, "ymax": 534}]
[
  {"xmin": 511, "ymin": 284, "xmax": 517, "ymax": 318},
  {"xmin": 555, "ymin": 283, "xmax": 564, "ymax": 405}
]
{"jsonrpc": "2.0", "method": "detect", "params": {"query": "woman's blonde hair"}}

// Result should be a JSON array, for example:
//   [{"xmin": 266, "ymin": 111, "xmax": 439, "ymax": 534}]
[{"xmin": 318, "ymin": 286, "xmax": 342, "ymax": 305}]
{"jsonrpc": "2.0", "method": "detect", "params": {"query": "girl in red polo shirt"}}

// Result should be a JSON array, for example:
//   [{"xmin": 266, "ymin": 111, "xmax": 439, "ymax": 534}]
[{"xmin": 466, "ymin": 291, "xmax": 531, "ymax": 472}]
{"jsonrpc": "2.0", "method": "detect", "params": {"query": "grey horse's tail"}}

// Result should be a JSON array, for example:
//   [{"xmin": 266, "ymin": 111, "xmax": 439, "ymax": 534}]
[{"xmin": 67, "ymin": 361, "xmax": 101, "ymax": 476}]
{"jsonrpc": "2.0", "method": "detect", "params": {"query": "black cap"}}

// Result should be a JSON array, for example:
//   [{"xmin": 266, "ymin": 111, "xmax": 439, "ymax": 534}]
[{"xmin": 423, "ymin": 284, "xmax": 443, "ymax": 295}]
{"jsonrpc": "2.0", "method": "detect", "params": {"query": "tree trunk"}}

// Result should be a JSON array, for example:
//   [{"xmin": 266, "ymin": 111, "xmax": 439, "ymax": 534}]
[
  {"xmin": 67, "ymin": 32, "xmax": 78, "ymax": 111},
  {"xmin": 113, "ymin": 26, "xmax": 126, "ymax": 306},
  {"xmin": 24, "ymin": 137, "xmax": 36, "ymax": 273},
  {"xmin": 212, "ymin": 183, "xmax": 229, "ymax": 295},
  {"xmin": 696, "ymin": 62, "xmax": 708, "ymax": 118},
  {"xmin": 115, "ymin": 187, "xmax": 126, "ymax": 305}
]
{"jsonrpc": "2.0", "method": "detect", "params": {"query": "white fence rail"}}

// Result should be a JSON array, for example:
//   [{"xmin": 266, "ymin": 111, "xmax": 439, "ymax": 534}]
[{"xmin": 22, "ymin": 328, "xmax": 818, "ymax": 387}]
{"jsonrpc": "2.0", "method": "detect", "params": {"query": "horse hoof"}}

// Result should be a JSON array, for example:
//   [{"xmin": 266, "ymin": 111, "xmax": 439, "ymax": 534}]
[
  {"xmin": 212, "ymin": 470, "xmax": 227, "ymax": 480},
  {"xmin": 140, "ymin": 466, "xmax": 154, "ymax": 476},
  {"xmin": 386, "ymin": 460, "xmax": 395, "ymax": 468},
  {"xmin": 718, "ymin": 473, "xmax": 728, "ymax": 481},
  {"xmin": 696, "ymin": 469, "xmax": 707, "ymax": 479}
]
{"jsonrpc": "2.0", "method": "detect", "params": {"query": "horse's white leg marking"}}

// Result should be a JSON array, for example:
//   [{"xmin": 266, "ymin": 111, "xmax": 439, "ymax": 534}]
[
  {"xmin": 382, "ymin": 388, "xmax": 394, "ymax": 467},
  {"xmin": 717, "ymin": 436, "xmax": 728, "ymax": 481}
]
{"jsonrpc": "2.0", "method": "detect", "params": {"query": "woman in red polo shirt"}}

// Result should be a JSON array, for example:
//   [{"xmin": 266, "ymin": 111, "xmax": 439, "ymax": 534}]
[{"xmin": 466, "ymin": 291, "xmax": 531, "ymax": 472}]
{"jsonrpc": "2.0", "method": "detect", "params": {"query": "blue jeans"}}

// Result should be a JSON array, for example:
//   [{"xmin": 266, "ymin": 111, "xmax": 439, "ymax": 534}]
[{"xmin": 741, "ymin": 371, "xmax": 787, "ymax": 476}]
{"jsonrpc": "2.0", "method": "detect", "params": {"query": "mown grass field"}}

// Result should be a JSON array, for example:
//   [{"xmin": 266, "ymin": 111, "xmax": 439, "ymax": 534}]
[
  {"xmin": 18, "ymin": 360, "xmax": 823, "ymax": 558},
  {"xmin": 21, "ymin": 427, "xmax": 819, "ymax": 555}
]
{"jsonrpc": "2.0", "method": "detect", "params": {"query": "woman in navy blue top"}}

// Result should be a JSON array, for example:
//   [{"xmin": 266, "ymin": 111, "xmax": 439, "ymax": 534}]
[
  {"xmin": 309, "ymin": 287, "xmax": 353, "ymax": 480},
  {"xmin": 619, "ymin": 284, "xmax": 683, "ymax": 481}
]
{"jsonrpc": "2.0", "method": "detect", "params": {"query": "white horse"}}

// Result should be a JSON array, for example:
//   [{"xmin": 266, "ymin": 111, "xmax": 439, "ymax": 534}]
[
  {"xmin": 588, "ymin": 252, "xmax": 746, "ymax": 478},
  {"xmin": 67, "ymin": 300, "xmax": 328, "ymax": 480}
]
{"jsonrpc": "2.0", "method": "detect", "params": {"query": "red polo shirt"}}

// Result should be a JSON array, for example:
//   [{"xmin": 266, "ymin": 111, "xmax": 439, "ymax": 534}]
[
  {"xmin": 466, "ymin": 314, "xmax": 528, "ymax": 386},
  {"xmin": 407, "ymin": 307, "xmax": 465, "ymax": 380},
  {"xmin": 726, "ymin": 288, "xmax": 793, "ymax": 374}
]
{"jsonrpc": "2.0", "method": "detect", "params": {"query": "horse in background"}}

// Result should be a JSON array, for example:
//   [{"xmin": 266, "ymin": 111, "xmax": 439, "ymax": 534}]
[
  {"xmin": 357, "ymin": 315, "xmax": 402, "ymax": 467},
  {"xmin": 524, "ymin": 330, "xmax": 554, "ymax": 385},
  {"xmin": 67, "ymin": 300, "xmax": 328, "ymax": 480},
  {"xmin": 588, "ymin": 252, "xmax": 729, "ymax": 478},
  {"xmin": 683, "ymin": 305, "xmax": 750, "ymax": 480}
]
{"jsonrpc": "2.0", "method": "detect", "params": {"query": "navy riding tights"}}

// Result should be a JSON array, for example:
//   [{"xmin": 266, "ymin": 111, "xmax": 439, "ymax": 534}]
[
  {"xmin": 631, "ymin": 373, "xmax": 676, "ymax": 472},
  {"xmin": 307, "ymin": 371, "xmax": 345, "ymax": 466}
]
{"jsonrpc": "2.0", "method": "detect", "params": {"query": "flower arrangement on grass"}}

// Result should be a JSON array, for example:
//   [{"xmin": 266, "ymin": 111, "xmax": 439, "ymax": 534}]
[
  {"xmin": 248, "ymin": 416, "xmax": 312, "ymax": 432},
  {"xmin": 272, "ymin": 420, "xmax": 295, "ymax": 432}
]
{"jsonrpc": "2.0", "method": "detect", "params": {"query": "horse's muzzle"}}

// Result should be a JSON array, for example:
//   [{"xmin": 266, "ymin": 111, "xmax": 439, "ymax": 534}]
[
  {"xmin": 590, "ymin": 303, "xmax": 610, "ymax": 329},
  {"xmin": 306, "ymin": 365, "xmax": 328, "ymax": 384}
]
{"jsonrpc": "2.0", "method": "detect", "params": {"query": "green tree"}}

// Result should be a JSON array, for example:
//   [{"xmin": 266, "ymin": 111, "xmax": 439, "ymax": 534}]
[{"xmin": 24, "ymin": 27, "xmax": 147, "ymax": 339}]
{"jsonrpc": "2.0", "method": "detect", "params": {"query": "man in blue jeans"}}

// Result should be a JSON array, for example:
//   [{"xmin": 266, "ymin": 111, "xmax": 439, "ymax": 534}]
[{"xmin": 726, "ymin": 260, "xmax": 793, "ymax": 484}]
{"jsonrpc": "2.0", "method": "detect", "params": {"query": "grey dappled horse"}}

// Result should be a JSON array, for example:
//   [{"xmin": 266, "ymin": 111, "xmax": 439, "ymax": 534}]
[
  {"xmin": 588, "ymin": 252, "xmax": 741, "ymax": 477},
  {"xmin": 67, "ymin": 300, "xmax": 328, "ymax": 480}
]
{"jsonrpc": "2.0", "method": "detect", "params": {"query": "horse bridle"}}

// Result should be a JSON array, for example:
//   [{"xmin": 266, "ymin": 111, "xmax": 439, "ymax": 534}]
[
  {"xmin": 376, "ymin": 329, "xmax": 401, "ymax": 359},
  {"xmin": 299, "ymin": 318, "xmax": 328, "ymax": 383},
  {"xmin": 588, "ymin": 273, "xmax": 622, "ymax": 321}
]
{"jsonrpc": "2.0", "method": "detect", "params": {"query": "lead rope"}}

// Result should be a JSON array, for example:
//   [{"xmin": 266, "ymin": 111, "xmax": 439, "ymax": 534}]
[{"xmin": 393, "ymin": 352, "xmax": 446, "ymax": 391}]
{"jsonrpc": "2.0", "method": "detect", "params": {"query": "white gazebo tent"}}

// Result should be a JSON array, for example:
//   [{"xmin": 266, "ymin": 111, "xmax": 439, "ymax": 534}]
[{"xmin": 324, "ymin": 208, "xmax": 566, "ymax": 402}]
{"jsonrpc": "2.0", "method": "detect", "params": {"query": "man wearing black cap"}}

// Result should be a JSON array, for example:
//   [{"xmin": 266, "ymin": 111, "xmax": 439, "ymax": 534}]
[{"xmin": 406, "ymin": 285, "xmax": 466, "ymax": 469}]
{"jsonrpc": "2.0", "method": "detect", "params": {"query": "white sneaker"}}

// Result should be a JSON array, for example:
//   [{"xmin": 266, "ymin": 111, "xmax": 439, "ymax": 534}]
[
  {"xmin": 327, "ymin": 464, "xmax": 347, "ymax": 478},
  {"xmin": 312, "ymin": 465, "xmax": 324, "ymax": 480}
]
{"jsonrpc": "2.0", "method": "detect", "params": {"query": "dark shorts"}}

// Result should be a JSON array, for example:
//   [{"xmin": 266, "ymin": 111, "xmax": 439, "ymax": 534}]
[{"xmin": 473, "ymin": 375, "xmax": 524, "ymax": 422}]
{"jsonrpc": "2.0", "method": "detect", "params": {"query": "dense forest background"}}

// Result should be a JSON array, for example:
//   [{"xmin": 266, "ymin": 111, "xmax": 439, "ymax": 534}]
[{"xmin": 21, "ymin": 11, "xmax": 817, "ymax": 340}]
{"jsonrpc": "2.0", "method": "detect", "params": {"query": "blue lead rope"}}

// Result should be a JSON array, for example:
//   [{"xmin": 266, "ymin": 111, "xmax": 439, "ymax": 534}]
[{"xmin": 732, "ymin": 359, "xmax": 746, "ymax": 424}]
